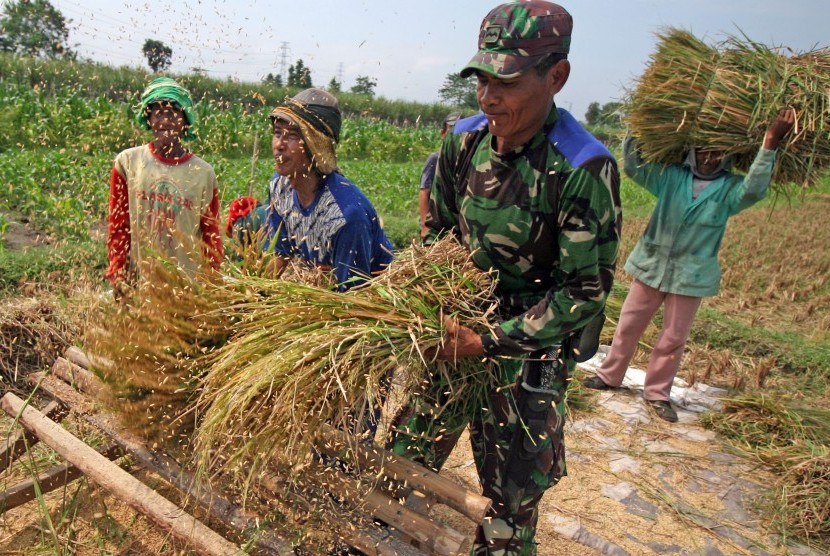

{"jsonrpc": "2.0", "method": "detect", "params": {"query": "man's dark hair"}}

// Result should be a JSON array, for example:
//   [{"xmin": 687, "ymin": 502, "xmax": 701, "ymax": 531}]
[{"xmin": 534, "ymin": 53, "xmax": 568, "ymax": 76}]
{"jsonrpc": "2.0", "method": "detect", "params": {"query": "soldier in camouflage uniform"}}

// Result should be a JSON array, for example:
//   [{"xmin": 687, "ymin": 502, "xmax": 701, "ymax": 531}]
[{"xmin": 387, "ymin": 2, "xmax": 622, "ymax": 554}]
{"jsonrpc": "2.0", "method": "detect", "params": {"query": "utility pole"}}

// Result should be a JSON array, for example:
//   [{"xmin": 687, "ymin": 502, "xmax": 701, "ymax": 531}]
[{"xmin": 337, "ymin": 62, "xmax": 344, "ymax": 85}]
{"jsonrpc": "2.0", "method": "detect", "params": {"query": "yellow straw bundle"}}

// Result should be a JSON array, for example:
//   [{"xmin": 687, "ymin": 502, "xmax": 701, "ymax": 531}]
[
  {"xmin": 87, "ymin": 237, "xmax": 499, "ymax": 484},
  {"xmin": 626, "ymin": 27, "xmax": 830, "ymax": 187},
  {"xmin": 191, "ymin": 237, "xmax": 499, "ymax": 487}
]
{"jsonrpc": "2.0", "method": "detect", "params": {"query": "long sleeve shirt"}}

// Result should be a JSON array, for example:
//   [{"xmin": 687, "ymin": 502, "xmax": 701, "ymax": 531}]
[
  {"xmin": 623, "ymin": 137, "xmax": 775, "ymax": 297},
  {"xmin": 427, "ymin": 107, "xmax": 622, "ymax": 357},
  {"xmin": 106, "ymin": 142, "xmax": 223, "ymax": 284}
]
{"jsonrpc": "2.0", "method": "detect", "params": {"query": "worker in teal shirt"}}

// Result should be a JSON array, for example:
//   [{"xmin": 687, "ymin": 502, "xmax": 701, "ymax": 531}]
[{"xmin": 584, "ymin": 108, "xmax": 795, "ymax": 422}]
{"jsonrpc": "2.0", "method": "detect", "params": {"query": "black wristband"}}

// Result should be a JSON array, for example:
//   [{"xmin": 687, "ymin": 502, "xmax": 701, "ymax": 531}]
[{"xmin": 481, "ymin": 333, "xmax": 499, "ymax": 358}]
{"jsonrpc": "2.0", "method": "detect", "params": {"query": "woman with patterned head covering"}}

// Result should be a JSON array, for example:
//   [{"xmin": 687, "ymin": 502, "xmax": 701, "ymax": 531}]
[
  {"xmin": 106, "ymin": 77, "xmax": 223, "ymax": 294},
  {"xmin": 261, "ymin": 90, "xmax": 396, "ymax": 505},
  {"xmin": 261, "ymin": 87, "xmax": 393, "ymax": 291}
]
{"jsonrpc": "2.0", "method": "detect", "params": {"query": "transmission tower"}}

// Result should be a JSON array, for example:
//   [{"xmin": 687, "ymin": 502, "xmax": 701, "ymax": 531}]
[{"xmin": 278, "ymin": 42, "xmax": 290, "ymax": 82}]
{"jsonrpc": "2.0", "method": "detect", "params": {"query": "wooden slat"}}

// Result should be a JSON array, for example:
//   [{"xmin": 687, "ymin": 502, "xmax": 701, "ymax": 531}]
[
  {"xmin": 28, "ymin": 371, "xmax": 294, "ymax": 555},
  {"xmin": 64, "ymin": 346, "xmax": 92, "ymax": 370},
  {"xmin": 0, "ymin": 392, "xmax": 242, "ymax": 556},
  {"xmin": 0, "ymin": 443, "xmax": 122, "ymax": 513},
  {"xmin": 318, "ymin": 423, "xmax": 491, "ymax": 524},
  {"xmin": 258, "ymin": 471, "xmax": 425, "ymax": 556},
  {"xmin": 0, "ymin": 400, "xmax": 68, "ymax": 474},
  {"xmin": 51, "ymin": 357, "xmax": 102, "ymax": 397},
  {"xmin": 305, "ymin": 459, "xmax": 469, "ymax": 556}
]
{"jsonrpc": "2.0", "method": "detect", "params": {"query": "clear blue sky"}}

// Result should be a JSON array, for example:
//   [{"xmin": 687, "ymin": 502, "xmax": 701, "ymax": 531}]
[{"xmin": 50, "ymin": 0, "xmax": 827, "ymax": 120}]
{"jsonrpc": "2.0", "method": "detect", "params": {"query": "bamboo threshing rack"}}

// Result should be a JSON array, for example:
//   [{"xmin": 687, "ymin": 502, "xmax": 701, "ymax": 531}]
[{"xmin": 0, "ymin": 347, "xmax": 491, "ymax": 555}]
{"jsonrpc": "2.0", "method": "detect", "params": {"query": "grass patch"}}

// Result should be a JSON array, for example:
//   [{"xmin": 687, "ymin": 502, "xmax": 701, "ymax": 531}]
[
  {"xmin": 618, "ymin": 174, "xmax": 656, "ymax": 220},
  {"xmin": 0, "ymin": 240, "xmax": 106, "ymax": 293},
  {"xmin": 692, "ymin": 307, "xmax": 830, "ymax": 376}
]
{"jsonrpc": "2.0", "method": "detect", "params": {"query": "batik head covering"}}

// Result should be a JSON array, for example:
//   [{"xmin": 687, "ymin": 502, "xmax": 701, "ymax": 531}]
[{"xmin": 269, "ymin": 88, "xmax": 341, "ymax": 175}]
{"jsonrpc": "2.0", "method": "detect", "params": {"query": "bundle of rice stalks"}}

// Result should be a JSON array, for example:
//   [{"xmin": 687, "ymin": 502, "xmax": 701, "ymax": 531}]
[
  {"xmin": 700, "ymin": 393, "xmax": 830, "ymax": 449},
  {"xmin": 0, "ymin": 294, "xmax": 80, "ymax": 389},
  {"xmin": 191, "ymin": 236, "xmax": 499, "ymax": 487},
  {"xmin": 83, "ymin": 263, "xmax": 338, "ymax": 449},
  {"xmin": 765, "ymin": 443, "xmax": 830, "ymax": 549},
  {"xmin": 85, "ymin": 261, "xmax": 235, "ymax": 446},
  {"xmin": 701, "ymin": 394, "xmax": 830, "ymax": 549},
  {"xmin": 626, "ymin": 27, "xmax": 830, "ymax": 187},
  {"xmin": 87, "ymin": 237, "xmax": 499, "ymax": 472},
  {"xmin": 625, "ymin": 28, "xmax": 717, "ymax": 163}
]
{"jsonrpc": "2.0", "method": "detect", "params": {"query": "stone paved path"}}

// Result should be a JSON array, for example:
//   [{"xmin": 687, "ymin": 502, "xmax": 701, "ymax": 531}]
[{"xmin": 550, "ymin": 348, "xmax": 822, "ymax": 555}]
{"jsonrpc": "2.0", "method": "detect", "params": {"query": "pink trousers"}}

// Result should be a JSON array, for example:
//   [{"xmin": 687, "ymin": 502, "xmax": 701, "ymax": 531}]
[{"xmin": 596, "ymin": 279, "xmax": 702, "ymax": 401}]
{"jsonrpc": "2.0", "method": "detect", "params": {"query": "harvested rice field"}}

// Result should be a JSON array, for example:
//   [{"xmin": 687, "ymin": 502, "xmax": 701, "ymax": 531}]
[{"xmin": 1, "ymin": 186, "xmax": 828, "ymax": 554}]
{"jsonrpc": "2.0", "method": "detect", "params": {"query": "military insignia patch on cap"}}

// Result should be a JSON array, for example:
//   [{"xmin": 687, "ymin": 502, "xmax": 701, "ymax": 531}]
[{"xmin": 483, "ymin": 25, "xmax": 501, "ymax": 44}]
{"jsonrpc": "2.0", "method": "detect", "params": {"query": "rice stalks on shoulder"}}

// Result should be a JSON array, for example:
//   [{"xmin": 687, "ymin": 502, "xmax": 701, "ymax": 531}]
[{"xmin": 626, "ymin": 27, "xmax": 830, "ymax": 189}]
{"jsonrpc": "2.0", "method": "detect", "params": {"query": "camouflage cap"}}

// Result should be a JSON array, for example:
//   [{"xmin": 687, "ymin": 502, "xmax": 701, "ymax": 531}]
[{"xmin": 460, "ymin": 1, "xmax": 572, "ymax": 79}]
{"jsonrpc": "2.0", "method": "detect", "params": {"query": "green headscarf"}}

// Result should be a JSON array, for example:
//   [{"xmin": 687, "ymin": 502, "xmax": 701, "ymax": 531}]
[{"xmin": 136, "ymin": 77, "xmax": 197, "ymax": 141}]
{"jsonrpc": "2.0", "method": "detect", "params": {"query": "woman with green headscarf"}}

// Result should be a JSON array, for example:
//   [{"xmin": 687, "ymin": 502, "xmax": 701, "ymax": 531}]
[{"xmin": 106, "ymin": 77, "xmax": 223, "ymax": 293}]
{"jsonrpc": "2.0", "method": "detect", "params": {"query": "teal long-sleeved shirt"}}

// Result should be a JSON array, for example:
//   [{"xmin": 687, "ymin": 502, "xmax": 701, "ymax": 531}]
[{"xmin": 623, "ymin": 138, "xmax": 776, "ymax": 297}]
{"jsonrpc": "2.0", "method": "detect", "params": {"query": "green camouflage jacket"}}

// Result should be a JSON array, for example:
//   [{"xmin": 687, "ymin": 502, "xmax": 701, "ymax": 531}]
[{"xmin": 426, "ymin": 106, "xmax": 622, "ymax": 356}]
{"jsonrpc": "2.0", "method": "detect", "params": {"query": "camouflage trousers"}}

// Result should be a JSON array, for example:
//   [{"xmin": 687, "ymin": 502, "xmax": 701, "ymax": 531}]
[{"xmin": 388, "ymin": 358, "xmax": 567, "ymax": 556}]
